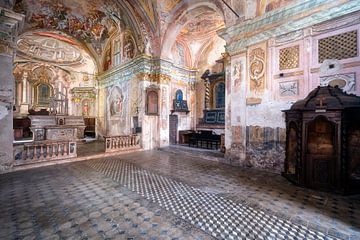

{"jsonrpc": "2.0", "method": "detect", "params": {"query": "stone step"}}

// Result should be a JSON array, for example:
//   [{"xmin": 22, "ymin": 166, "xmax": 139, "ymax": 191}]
[{"xmin": 160, "ymin": 145, "xmax": 224, "ymax": 162}]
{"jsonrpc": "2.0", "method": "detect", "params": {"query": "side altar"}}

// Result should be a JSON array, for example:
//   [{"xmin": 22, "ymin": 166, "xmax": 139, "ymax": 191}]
[{"xmin": 28, "ymin": 115, "xmax": 86, "ymax": 141}]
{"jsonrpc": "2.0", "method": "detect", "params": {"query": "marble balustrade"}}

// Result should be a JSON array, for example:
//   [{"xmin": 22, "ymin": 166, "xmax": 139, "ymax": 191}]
[
  {"xmin": 14, "ymin": 141, "xmax": 77, "ymax": 165},
  {"xmin": 104, "ymin": 134, "xmax": 140, "ymax": 152}
]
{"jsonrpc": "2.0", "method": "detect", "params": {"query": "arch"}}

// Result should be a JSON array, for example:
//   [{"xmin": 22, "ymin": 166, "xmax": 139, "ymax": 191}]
[{"xmin": 161, "ymin": 1, "xmax": 225, "ymax": 60}]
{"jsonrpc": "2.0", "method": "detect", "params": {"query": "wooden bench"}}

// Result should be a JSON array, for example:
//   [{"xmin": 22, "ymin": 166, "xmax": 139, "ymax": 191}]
[{"xmin": 189, "ymin": 131, "xmax": 221, "ymax": 150}]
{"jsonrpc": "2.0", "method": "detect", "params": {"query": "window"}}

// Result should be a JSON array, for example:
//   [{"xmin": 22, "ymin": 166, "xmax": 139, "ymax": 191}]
[
  {"xmin": 175, "ymin": 89, "xmax": 183, "ymax": 101},
  {"xmin": 215, "ymin": 82, "xmax": 225, "ymax": 109}
]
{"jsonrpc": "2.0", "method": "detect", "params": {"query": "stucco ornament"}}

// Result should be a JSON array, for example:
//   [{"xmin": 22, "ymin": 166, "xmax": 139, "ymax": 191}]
[
  {"xmin": 249, "ymin": 48, "xmax": 265, "ymax": 89},
  {"xmin": 0, "ymin": 103, "xmax": 9, "ymax": 120},
  {"xmin": 320, "ymin": 59, "xmax": 342, "ymax": 75}
]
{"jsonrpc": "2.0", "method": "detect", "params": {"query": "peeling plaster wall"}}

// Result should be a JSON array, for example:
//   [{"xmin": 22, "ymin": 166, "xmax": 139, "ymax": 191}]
[
  {"xmin": 222, "ymin": 1, "xmax": 360, "ymax": 173},
  {"xmin": 246, "ymin": 92, "xmax": 292, "ymax": 129}
]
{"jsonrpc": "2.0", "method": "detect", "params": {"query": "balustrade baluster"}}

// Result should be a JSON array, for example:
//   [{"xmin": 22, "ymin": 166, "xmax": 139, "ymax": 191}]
[
  {"xmin": 33, "ymin": 145, "xmax": 37, "ymax": 160},
  {"xmin": 46, "ymin": 144, "xmax": 49, "ymax": 158},
  {"xmin": 39, "ymin": 145, "xmax": 44, "ymax": 160},
  {"xmin": 64, "ymin": 143, "xmax": 68, "ymax": 156},
  {"xmin": 26, "ymin": 146, "xmax": 30, "ymax": 160},
  {"xmin": 57, "ymin": 144, "xmax": 61, "ymax": 156}
]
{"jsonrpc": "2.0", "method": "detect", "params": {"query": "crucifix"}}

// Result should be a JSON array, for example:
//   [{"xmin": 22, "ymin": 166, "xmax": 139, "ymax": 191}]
[{"xmin": 317, "ymin": 97, "xmax": 326, "ymax": 107}]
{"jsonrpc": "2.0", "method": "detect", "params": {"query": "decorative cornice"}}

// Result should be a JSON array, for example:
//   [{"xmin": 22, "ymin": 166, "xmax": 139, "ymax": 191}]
[
  {"xmin": 97, "ymin": 55, "xmax": 198, "ymax": 88},
  {"xmin": 220, "ymin": 0, "xmax": 360, "ymax": 54}
]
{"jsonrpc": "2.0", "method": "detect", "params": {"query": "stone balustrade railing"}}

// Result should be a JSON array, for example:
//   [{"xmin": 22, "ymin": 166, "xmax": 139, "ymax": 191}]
[
  {"xmin": 104, "ymin": 135, "xmax": 140, "ymax": 153},
  {"xmin": 14, "ymin": 141, "xmax": 77, "ymax": 165}
]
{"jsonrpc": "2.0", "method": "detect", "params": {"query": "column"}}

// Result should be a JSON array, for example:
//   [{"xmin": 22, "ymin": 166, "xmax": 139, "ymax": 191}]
[
  {"xmin": 19, "ymin": 72, "xmax": 29, "ymax": 114},
  {"xmin": 0, "ymin": 7, "xmax": 24, "ymax": 172}
]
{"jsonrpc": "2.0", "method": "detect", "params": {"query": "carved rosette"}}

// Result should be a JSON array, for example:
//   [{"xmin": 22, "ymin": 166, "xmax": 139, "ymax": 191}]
[{"xmin": 249, "ymin": 47, "xmax": 265, "ymax": 92}]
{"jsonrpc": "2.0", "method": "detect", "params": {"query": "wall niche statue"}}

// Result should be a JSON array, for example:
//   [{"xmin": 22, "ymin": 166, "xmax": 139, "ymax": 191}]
[{"xmin": 146, "ymin": 87, "xmax": 159, "ymax": 115}]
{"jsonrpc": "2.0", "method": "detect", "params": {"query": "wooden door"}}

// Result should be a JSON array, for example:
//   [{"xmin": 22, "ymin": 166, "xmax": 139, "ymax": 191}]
[
  {"xmin": 305, "ymin": 117, "xmax": 336, "ymax": 190},
  {"xmin": 169, "ymin": 115, "xmax": 178, "ymax": 145}
]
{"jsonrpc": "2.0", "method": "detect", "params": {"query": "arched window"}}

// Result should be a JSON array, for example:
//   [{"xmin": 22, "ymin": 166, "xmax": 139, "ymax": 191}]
[
  {"xmin": 215, "ymin": 82, "xmax": 225, "ymax": 109},
  {"xmin": 175, "ymin": 89, "xmax": 183, "ymax": 101}
]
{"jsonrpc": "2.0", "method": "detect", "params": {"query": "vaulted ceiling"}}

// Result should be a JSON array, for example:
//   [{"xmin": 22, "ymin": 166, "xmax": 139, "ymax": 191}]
[{"xmin": 11, "ymin": 0, "xmax": 297, "ymax": 72}]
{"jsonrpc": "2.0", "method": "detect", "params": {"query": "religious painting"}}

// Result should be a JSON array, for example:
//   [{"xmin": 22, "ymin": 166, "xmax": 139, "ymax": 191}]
[
  {"xmin": 82, "ymin": 100, "xmax": 90, "ymax": 116},
  {"xmin": 103, "ymin": 46, "xmax": 112, "ymax": 71},
  {"xmin": 175, "ymin": 89, "xmax": 183, "ymax": 101},
  {"xmin": 123, "ymin": 33, "xmax": 135, "ymax": 61},
  {"xmin": 34, "ymin": 83, "xmax": 53, "ymax": 107},
  {"xmin": 109, "ymin": 87, "xmax": 124, "ymax": 117},
  {"xmin": 146, "ymin": 88, "xmax": 159, "ymax": 115}
]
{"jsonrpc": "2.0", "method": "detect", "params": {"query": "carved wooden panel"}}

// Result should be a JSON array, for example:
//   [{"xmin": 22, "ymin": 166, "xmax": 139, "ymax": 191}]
[
  {"xmin": 318, "ymin": 30, "xmax": 358, "ymax": 63},
  {"xmin": 279, "ymin": 45, "xmax": 299, "ymax": 70}
]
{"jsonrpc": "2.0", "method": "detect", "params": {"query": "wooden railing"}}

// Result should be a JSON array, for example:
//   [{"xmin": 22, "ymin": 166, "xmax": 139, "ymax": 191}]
[
  {"xmin": 105, "ymin": 134, "xmax": 140, "ymax": 153},
  {"xmin": 14, "ymin": 141, "xmax": 77, "ymax": 165}
]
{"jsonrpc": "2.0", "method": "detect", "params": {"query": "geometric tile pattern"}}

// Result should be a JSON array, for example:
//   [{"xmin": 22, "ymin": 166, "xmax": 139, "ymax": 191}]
[
  {"xmin": 88, "ymin": 159, "xmax": 338, "ymax": 240},
  {"xmin": 0, "ymin": 163, "xmax": 208, "ymax": 240},
  {"xmin": 129, "ymin": 148, "xmax": 360, "ymax": 240}
]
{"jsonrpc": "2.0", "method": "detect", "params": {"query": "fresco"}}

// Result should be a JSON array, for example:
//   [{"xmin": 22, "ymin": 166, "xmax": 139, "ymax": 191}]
[
  {"xmin": 138, "ymin": 0, "xmax": 157, "ymax": 27},
  {"xmin": 256, "ymin": 0, "xmax": 295, "ymax": 16},
  {"xmin": 13, "ymin": 0, "xmax": 119, "ymax": 54},
  {"xmin": 16, "ymin": 31, "xmax": 96, "ymax": 74},
  {"xmin": 160, "ymin": 0, "xmax": 181, "ymax": 13},
  {"xmin": 179, "ymin": 11, "xmax": 224, "ymax": 39}
]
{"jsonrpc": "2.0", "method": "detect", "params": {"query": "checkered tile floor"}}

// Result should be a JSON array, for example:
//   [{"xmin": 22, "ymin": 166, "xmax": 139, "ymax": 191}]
[
  {"xmin": 87, "ymin": 158, "xmax": 337, "ymax": 240},
  {"xmin": 0, "ymin": 163, "xmax": 209, "ymax": 240}
]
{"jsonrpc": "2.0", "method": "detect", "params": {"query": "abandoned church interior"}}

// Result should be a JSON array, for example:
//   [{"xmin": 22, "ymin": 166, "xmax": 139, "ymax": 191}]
[{"xmin": 0, "ymin": 0, "xmax": 360, "ymax": 239}]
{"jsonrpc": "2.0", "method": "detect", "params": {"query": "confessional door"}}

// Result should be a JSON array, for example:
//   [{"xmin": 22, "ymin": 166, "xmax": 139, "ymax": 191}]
[
  {"xmin": 305, "ymin": 117, "xmax": 336, "ymax": 190},
  {"xmin": 169, "ymin": 115, "xmax": 178, "ymax": 145}
]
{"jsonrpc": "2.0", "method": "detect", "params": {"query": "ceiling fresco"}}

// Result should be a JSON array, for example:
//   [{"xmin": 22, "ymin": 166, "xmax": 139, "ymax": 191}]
[
  {"xmin": 13, "ymin": 0, "xmax": 120, "ymax": 54},
  {"xmin": 15, "ymin": 31, "xmax": 97, "ymax": 74},
  {"xmin": 256, "ymin": 0, "xmax": 296, "ymax": 16},
  {"xmin": 179, "ymin": 10, "xmax": 225, "ymax": 40}
]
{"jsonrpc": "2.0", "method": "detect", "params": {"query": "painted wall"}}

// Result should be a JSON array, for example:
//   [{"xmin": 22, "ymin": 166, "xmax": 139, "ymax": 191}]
[
  {"xmin": 97, "ymin": 55, "xmax": 197, "ymax": 149},
  {"xmin": 221, "ymin": 1, "xmax": 360, "ymax": 173}
]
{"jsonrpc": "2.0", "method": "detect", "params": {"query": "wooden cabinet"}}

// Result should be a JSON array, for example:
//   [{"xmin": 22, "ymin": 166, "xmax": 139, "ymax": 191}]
[{"xmin": 283, "ymin": 86, "xmax": 360, "ymax": 194}]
